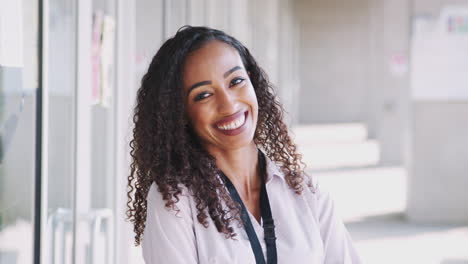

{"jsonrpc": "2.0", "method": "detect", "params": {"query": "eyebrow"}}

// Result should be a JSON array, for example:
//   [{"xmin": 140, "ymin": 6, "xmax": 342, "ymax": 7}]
[
  {"xmin": 186, "ymin": 66, "xmax": 243, "ymax": 97},
  {"xmin": 223, "ymin": 66, "xmax": 242, "ymax": 78}
]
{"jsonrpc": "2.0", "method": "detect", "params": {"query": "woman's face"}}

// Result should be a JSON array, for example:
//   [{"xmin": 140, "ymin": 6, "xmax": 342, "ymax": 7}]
[{"xmin": 182, "ymin": 40, "xmax": 259, "ymax": 153}]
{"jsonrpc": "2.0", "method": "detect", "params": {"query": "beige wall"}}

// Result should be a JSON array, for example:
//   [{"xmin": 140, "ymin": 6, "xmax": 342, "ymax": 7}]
[{"xmin": 295, "ymin": 0, "xmax": 373, "ymax": 124}]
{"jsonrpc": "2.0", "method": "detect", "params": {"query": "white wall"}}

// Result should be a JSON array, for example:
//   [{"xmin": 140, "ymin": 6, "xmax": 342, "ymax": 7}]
[{"xmin": 407, "ymin": 0, "xmax": 468, "ymax": 223}]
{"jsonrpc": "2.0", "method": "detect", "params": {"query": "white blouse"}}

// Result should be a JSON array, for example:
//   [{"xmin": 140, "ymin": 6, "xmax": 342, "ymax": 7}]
[{"xmin": 142, "ymin": 155, "xmax": 362, "ymax": 264}]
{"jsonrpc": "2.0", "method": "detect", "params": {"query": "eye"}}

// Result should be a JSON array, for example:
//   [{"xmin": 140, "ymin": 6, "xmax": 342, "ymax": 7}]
[
  {"xmin": 230, "ymin": 77, "xmax": 245, "ymax": 87},
  {"xmin": 194, "ymin": 92, "xmax": 211, "ymax": 102}
]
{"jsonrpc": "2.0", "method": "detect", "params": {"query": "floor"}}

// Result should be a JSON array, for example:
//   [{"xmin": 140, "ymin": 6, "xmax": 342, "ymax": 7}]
[{"xmin": 314, "ymin": 167, "xmax": 468, "ymax": 264}]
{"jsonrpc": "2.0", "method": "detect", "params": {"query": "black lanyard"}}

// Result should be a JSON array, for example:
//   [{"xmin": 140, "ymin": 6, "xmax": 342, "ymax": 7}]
[{"xmin": 219, "ymin": 152, "xmax": 277, "ymax": 264}]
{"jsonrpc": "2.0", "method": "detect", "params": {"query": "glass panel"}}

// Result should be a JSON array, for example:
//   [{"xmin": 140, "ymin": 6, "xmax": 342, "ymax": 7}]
[
  {"xmin": 88, "ymin": 0, "xmax": 117, "ymax": 263},
  {"xmin": 0, "ymin": 0, "xmax": 38, "ymax": 263},
  {"xmin": 44, "ymin": 0, "xmax": 77, "ymax": 263}
]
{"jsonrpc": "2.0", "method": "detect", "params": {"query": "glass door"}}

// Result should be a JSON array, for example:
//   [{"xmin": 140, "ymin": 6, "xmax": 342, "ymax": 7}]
[
  {"xmin": 0, "ymin": 0, "xmax": 39, "ymax": 263},
  {"xmin": 43, "ymin": 0, "xmax": 77, "ymax": 263}
]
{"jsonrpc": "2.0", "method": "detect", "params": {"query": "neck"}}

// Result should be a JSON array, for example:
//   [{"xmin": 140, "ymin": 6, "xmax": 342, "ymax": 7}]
[{"xmin": 208, "ymin": 143, "xmax": 260, "ymax": 200}]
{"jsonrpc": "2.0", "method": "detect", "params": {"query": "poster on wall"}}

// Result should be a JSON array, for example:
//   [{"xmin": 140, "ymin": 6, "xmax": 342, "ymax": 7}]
[
  {"xmin": 411, "ymin": 7, "xmax": 468, "ymax": 101},
  {"xmin": 91, "ymin": 11, "xmax": 115, "ymax": 108}
]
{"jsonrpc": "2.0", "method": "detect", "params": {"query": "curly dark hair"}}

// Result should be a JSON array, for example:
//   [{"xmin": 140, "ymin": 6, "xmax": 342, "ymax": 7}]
[{"xmin": 126, "ymin": 25, "xmax": 310, "ymax": 246}]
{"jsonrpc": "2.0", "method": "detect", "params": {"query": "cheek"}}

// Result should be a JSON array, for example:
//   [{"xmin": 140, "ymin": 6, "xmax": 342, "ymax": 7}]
[
  {"xmin": 245, "ymin": 85, "xmax": 259, "ymax": 112},
  {"xmin": 187, "ymin": 106, "xmax": 212, "ymax": 132}
]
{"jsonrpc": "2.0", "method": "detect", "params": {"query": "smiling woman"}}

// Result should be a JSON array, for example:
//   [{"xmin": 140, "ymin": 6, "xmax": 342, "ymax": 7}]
[{"xmin": 126, "ymin": 26, "xmax": 361, "ymax": 264}]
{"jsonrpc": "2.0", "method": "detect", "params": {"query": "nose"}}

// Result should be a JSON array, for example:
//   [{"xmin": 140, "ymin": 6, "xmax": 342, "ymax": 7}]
[{"xmin": 217, "ymin": 87, "xmax": 238, "ymax": 114}]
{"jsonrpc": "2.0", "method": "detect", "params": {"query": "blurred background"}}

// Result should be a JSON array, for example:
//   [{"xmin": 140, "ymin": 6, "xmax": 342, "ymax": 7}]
[{"xmin": 1, "ymin": 0, "xmax": 467, "ymax": 263}]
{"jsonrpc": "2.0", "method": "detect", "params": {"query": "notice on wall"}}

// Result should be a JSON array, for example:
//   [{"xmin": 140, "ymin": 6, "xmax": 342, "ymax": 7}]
[
  {"xmin": 389, "ymin": 53, "xmax": 409, "ymax": 77},
  {"xmin": 0, "ymin": 0, "xmax": 24, "ymax": 67},
  {"xmin": 411, "ymin": 7, "xmax": 468, "ymax": 101},
  {"xmin": 91, "ymin": 11, "xmax": 115, "ymax": 108}
]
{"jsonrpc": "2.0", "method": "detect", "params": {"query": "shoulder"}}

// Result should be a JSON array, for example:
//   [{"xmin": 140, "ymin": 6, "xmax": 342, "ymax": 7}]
[
  {"xmin": 301, "ymin": 177, "xmax": 362, "ymax": 263},
  {"xmin": 301, "ymin": 176, "xmax": 339, "ymax": 222},
  {"xmin": 303, "ymin": 175, "xmax": 329, "ymax": 201},
  {"xmin": 145, "ymin": 182, "xmax": 194, "ymax": 224},
  {"xmin": 143, "ymin": 183, "xmax": 199, "ymax": 263},
  {"xmin": 146, "ymin": 182, "xmax": 192, "ymax": 205}
]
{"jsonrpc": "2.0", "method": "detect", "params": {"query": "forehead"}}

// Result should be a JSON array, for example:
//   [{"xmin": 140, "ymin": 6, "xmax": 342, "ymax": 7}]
[{"xmin": 182, "ymin": 41, "xmax": 243, "ymax": 84}]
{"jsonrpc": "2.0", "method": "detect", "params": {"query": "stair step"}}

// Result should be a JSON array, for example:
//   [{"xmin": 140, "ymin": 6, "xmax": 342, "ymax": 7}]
[
  {"xmin": 292, "ymin": 123, "xmax": 369, "ymax": 144},
  {"xmin": 298, "ymin": 140, "xmax": 380, "ymax": 170},
  {"xmin": 291, "ymin": 123, "xmax": 379, "ymax": 170},
  {"xmin": 313, "ymin": 166, "xmax": 407, "ymax": 221}
]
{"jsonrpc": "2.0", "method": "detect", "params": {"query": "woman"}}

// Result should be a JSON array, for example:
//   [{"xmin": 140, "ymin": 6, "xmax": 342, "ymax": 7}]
[{"xmin": 127, "ymin": 26, "xmax": 361, "ymax": 264}]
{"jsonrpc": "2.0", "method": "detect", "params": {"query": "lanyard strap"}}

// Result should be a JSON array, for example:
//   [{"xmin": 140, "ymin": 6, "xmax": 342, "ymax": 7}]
[{"xmin": 219, "ymin": 152, "xmax": 277, "ymax": 264}]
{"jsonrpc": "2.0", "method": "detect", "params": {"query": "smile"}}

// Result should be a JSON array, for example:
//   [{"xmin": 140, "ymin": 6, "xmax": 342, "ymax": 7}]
[
  {"xmin": 216, "ymin": 113, "xmax": 246, "ymax": 130},
  {"xmin": 213, "ymin": 111, "xmax": 248, "ymax": 136}
]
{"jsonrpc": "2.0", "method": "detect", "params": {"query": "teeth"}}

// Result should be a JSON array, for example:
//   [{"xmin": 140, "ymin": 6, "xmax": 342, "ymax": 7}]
[{"xmin": 217, "ymin": 113, "xmax": 246, "ymax": 130}]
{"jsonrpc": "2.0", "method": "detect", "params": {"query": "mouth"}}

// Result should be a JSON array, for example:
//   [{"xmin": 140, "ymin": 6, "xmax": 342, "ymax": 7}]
[{"xmin": 213, "ymin": 110, "xmax": 248, "ymax": 136}]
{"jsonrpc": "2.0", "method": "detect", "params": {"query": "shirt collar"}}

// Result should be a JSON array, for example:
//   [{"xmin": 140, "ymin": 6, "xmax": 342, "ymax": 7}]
[{"xmin": 261, "ymin": 150, "xmax": 286, "ymax": 183}]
